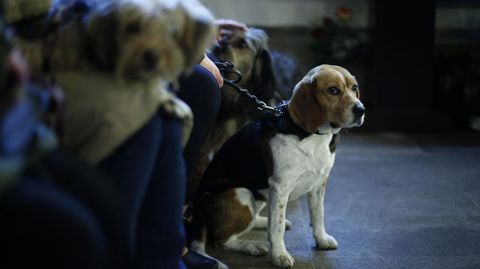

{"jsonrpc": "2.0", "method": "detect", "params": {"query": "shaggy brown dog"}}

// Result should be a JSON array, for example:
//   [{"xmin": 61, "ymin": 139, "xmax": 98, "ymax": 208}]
[
  {"xmin": 186, "ymin": 27, "xmax": 278, "ymax": 202},
  {"xmin": 13, "ymin": 0, "xmax": 216, "ymax": 83}
]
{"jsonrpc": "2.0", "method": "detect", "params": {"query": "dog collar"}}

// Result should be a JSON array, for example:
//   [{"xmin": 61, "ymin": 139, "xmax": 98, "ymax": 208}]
[{"xmin": 274, "ymin": 104, "xmax": 329, "ymax": 139}]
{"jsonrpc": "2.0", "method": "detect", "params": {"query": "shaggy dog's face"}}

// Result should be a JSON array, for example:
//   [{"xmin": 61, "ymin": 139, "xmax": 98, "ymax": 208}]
[
  {"xmin": 114, "ymin": 3, "xmax": 182, "ymax": 81},
  {"xmin": 212, "ymin": 28, "xmax": 271, "ymax": 87},
  {"xmin": 87, "ymin": 0, "xmax": 215, "ymax": 82},
  {"xmin": 211, "ymin": 27, "xmax": 277, "ymax": 112}
]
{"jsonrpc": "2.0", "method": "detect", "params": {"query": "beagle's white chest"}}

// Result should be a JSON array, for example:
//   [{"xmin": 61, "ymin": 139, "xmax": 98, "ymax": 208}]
[{"xmin": 268, "ymin": 133, "xmax": 336, "ymax": 201}]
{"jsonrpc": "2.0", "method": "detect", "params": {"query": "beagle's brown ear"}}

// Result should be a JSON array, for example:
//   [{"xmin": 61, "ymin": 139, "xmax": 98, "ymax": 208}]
[{"xmin": 287, "ymin": 76, "xmax": 326, "ymax": 133}]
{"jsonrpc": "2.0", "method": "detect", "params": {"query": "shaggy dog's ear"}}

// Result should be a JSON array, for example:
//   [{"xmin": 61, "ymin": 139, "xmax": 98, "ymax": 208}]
[
  {"xmin": 250, "ymin": 48, "xmax": 277, "ymax": 102},
  {"xmin": 169, "ymin": 0, "xmax": 216, "ymax": 69},
  {"xmin": 85, "ymin": 7, "xmax": 118, "ymax": 71},
  {"xmin": 178, "ymin": 16, "xmax": 215, "ymax": 67}
]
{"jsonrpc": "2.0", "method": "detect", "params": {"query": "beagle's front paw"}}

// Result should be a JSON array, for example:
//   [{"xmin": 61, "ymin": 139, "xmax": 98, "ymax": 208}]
[
  {"xmin": 314, "ymin": 233, "xmax": 338, "ymax": 250},
  {"xmin": 271, "ymin": 251, "xmax": 295, "ymax": 268},
  {"xmin": 245, "ymin": 241, "xmax": 269, "ymax": 256}
]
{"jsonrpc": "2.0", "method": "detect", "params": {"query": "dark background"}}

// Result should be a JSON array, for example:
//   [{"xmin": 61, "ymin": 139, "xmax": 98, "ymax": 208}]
[{"xmin": 205, "ymin": 0, "xmax": 480, "ymax": 134}]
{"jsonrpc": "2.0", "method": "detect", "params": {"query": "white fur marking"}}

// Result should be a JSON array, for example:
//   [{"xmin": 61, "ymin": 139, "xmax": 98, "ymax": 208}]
[{"xmin": 269, "ymin": 133, "xmax": 335, "ymax": 201}]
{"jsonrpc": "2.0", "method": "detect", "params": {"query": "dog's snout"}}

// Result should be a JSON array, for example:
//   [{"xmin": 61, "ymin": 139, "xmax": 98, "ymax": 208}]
[
  {"xmin": 352, "ymin": 102, "xmax": 366, "ymax": 117},
  {"xmin": 143, "ymin": 50, "xmax": 159, "ymax": 70}
]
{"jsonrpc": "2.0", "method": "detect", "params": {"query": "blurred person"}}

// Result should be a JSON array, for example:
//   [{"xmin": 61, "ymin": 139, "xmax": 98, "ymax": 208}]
[
  {"xmin": 0, "ymin": 15, "xmax": 124, "ymax": 269},
  {"xmin": 179, "ymin": 19, "xmax": 248, "ymax": 269}
]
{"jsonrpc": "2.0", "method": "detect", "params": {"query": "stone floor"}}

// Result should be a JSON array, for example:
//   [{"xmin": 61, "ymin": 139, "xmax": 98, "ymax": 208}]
[{"xmin": 206, "ymin": 132, "xmax": 480, "ymax": 269}]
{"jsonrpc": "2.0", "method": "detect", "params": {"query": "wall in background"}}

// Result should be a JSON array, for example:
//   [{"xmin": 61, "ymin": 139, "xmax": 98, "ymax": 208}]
[
  {"xmin": 201, "ymin": 0, "xmax": 369, "ymax": 27},
  {"xmin": 436, "ymin": 8, "xmax": 480, "ymax": 29},
  {"xmin": 201, "ymin": 0, "xmax": 480, "ymax": 30}
]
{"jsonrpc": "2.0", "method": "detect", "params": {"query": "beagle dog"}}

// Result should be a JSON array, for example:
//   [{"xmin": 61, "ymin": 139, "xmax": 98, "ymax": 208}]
[{"xmin": 190, "ymin": 65, "xmax": 365, "ymax": 268}]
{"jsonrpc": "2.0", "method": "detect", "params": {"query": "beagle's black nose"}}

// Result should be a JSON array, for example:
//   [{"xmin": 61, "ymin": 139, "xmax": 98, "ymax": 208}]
[{"xmin": 353, "ymin": 102, "xmax": 366, "ymax": 117}]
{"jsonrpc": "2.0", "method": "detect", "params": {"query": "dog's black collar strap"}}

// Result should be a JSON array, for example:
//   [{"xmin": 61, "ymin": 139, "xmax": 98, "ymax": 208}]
[{"xmin": 272, "ymin": 103, "xmax": 328, "ymax": 140}]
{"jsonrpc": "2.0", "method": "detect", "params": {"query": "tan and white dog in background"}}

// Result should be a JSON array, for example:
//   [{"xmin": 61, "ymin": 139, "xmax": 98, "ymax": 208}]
[
  {"xmin": 6, "ymin": 0, "xmax": 217, "ymax": 161},
  {"xmin": 86, "ymin": 0, "xmax": 216, "ymax": 82},
  {"xmin": 11, "ymin": 0, "xmax": 216, "ymax": 83},
  {"xmin": 191, "ymin": 65, "xmax": 365, "ymax": 268}
]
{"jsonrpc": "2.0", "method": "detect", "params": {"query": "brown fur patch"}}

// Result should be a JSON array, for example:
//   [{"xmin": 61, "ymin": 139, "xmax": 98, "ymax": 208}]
[
  {"xmin": 287, "ymin": 79, "xmax": 327, "ymax": 133},
  {"xmin": 202, "ymin": 189, "xmax": 253, "ymax": 245}
]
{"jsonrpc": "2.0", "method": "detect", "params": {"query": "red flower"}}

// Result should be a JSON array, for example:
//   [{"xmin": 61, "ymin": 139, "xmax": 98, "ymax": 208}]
[{"xmin": 336, "ymin": 7, "xmax": 352, "ymax": 21}]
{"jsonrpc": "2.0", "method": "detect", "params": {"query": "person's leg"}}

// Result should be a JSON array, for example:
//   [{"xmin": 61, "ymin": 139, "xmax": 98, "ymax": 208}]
[
  {"xmin": 135, "ymin": 114, "xmax": 186, "ymax": 269},
  {"xmin": 0, "ymin": 179, "xmax": 109, "ymax": 269},
  {"xmin": 98, "ymin": 112, "xmax": 188, "ymax": 269},
  {"xmin": 178, "ymin": 66, "xmax": 221, "ymax": 170},
  {"xmin": 98, "ymin": 113, "xmax": 162, "ymax": 260},
  {"xmin": 44, "ymin": 149, "xmax": 130, "ymax": 269},
  {"xmin": 178, "ymin": 65, "xmax": 221, "ymax": 202}
]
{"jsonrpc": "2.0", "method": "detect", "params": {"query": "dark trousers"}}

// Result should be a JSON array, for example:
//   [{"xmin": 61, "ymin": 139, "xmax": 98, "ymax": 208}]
[
  {"xmin": 43, "ymin": 149, "xmax": 130, "ymax": 269},
  {"xmin": 96, "ymin": 65, "xmax": 220, "ymax": 268},
  {"xmin": 178, "ymin": 65, "xmax": 221, "ymax": 203},
  {"xmin": 99, "ymin": 112, "xmax": 186, "ymax": 269},
  {"xmin": 0, "ymin": 179, "xmax": 109, "ymax": 269}
]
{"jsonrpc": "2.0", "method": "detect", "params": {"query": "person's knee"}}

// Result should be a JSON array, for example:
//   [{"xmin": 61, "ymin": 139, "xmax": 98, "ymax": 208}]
[
  {"xmin": 184, "ymin": 65, "xmax": 221, "ymax": 115},
  {"xmin": 198, "ymin": 66, "xmax": 221, "ymax": 111}
]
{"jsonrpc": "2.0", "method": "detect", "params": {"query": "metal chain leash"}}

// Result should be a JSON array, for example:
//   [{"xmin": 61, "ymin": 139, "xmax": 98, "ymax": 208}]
[{"xmin": 214, "ymin": 61, "xmax": 283, "ymax": 117}]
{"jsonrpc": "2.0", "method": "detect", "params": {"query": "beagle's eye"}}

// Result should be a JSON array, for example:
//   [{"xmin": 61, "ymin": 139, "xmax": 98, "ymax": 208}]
[
  {"xmin": 327, "ymin": 87, "xmax": 340, "ymax": 95},
  {"xmin": 352, "ymin": 85, "xmax": 359, "ymax": 91},
  {"xmin": 126, "ymin": 22, "xmax": 141, "ymax": 34},
  {"xmin": 236, "ymin": 39, "xmax": 248, "ymax": 49}
]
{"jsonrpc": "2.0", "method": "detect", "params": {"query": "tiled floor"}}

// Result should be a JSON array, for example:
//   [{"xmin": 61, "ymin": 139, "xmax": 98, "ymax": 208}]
[{"xmin": 206, "ymin": 132, "xmax": 480, "ymax": 269}]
